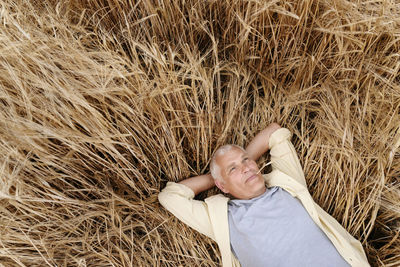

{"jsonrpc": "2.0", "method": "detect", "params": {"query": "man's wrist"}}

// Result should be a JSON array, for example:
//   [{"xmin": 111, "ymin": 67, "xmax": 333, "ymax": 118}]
[{"xmin": 266, "ymin": 123, "xmax": 281, "ymax": 137}]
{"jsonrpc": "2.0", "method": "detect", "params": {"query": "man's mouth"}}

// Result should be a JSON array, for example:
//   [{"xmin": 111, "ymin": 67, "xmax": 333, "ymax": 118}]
[{"xmin": 245, "ymin": 174, "xmax": 257, "ymax": 183}]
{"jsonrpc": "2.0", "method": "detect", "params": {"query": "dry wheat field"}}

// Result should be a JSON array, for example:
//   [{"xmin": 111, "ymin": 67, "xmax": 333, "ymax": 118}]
[{"xmin": 0, "ymin": 0, "xmax": 399, "ymax": 266}]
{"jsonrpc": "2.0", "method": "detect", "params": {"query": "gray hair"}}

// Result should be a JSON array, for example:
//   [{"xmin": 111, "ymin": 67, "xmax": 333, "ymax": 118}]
[{"xmin": 210, "ymin": 144, "xmax": 245, "ymax": 180}]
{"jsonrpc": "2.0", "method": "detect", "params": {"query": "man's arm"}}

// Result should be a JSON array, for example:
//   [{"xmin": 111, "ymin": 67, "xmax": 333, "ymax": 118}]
[
  {"xmin": 269, "ymin": 127, "xmax": 307, "ymax": 187},
  {"xmin": 246, "ymin": 123, "xmax": 307, "ymax": 187},
  {"xmin": 178, "ymin": 173, "xmax": 214, "ymax": 196},
  {"xmin": 245, "ymin": 122, "xmax": 281, "ymax": 161}
]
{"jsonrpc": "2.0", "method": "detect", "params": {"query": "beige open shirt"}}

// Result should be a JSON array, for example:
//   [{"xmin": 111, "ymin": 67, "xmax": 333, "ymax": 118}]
[{"xmin": 158, "ymin": 128, "xmax": 370, "ymax": 266}]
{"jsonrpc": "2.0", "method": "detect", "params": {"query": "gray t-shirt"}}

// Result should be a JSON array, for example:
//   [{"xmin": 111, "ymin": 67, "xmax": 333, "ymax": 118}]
[{"xmin": 227, "ymin": 186, "xmax": 350, "ymax": 267}]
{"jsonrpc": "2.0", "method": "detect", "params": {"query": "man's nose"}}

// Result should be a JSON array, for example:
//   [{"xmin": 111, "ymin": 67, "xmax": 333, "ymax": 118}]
[{"xmin": 242, "ymin": 162, "xmax": 251, "ymax": 173}]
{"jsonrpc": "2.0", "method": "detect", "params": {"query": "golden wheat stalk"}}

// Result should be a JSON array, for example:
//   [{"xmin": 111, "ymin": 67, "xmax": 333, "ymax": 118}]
[{"xmin": 0, "ymin": 0, "xmax": 399, "ymax": 266}]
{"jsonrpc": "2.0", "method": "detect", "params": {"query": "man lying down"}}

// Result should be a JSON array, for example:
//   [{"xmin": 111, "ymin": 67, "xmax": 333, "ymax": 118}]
[{"xmin": 158, "ymin": 123, "xmax": 370, "ymax": 267}]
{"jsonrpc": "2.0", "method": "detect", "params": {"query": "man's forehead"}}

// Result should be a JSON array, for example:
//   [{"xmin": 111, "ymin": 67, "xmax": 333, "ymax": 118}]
[{"xmin": 217, "ymin": 147, "xmax": 246, "ymax": 166}]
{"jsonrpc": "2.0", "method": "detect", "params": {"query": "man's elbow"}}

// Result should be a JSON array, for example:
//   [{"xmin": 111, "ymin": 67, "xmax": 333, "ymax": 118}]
[{"xmin": 158, "ymin": 191, "xmax": 168, "ymax": 207}]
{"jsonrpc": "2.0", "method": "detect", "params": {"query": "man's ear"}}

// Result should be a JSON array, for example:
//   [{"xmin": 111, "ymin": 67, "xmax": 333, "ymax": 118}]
[{"xmin": 215, "ymin": 179, "xmax": 229, "ymax": 193}]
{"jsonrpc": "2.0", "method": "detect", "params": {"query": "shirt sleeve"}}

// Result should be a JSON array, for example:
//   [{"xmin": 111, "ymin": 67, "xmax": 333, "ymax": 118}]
[
  {"xmin": 158, "ymin": 182, "xmax": 215, "ymax": 240},
  {"xmin": 268, "ymin": 128, "xmax": 307, "ymax": 187}
]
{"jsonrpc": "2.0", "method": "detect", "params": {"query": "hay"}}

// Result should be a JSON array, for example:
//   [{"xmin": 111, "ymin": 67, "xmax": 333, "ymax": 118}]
[{"xmin": 0, "ymin": 0, "xmax": 399, "ymax": 266}]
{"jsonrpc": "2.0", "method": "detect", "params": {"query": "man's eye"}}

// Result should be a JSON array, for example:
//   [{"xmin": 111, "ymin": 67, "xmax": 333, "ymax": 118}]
[{"xmin": 230, "ymin": 167, "xmax": 236, "ymax": 172}]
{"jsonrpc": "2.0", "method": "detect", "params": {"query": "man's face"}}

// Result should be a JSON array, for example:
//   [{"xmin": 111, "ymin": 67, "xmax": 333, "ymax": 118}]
[{"xmin": 215, "ymin": 147, "xmax": 266, "ymax": 200}]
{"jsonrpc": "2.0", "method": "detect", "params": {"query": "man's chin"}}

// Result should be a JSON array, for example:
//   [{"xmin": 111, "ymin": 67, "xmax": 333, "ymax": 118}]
[{"xmin": 249, "ymin": 178, "xmax": 266, "ymax": 196}]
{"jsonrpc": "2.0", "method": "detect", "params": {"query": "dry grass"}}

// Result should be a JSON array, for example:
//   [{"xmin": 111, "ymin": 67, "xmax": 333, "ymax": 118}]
[{"xmin": 0, "ymin": 0, "xmax": 399, "ymax": 266}]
